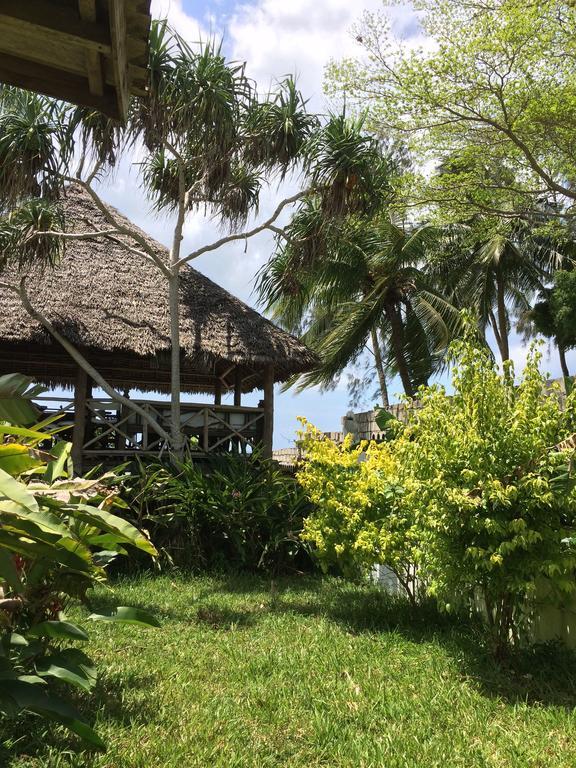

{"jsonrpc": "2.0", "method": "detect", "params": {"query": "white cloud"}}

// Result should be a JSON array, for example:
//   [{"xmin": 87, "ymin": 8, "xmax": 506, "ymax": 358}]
[
  {"xmin": 228, "ymin": 0, "xmax": 417, "ymax": 111},
  {"xmin": 150, "ymin": 0, "xmax": 211, "ymax": 40}
]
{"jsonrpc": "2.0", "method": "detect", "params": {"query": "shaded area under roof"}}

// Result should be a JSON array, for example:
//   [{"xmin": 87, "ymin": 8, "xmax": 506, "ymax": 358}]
[{"xmin": 0, "ymin": 0, "xmax": 151, "ymax": 120}]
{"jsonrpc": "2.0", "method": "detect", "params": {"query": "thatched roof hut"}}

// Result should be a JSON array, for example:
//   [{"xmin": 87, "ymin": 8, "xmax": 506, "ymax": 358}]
[{"xmin": 0, "ymin": 184, "xmax": 317, "ymax": 397}]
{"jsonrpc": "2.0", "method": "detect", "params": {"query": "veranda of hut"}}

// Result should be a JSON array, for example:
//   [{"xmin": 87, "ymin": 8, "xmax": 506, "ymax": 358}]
[{"xmin": 0, "ymin": 185, "xmax": 317, "ymax": 471}]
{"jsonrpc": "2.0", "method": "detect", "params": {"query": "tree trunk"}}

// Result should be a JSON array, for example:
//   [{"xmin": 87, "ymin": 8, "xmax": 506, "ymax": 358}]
[
  {"xmin": 168, "ymin": 156, "xmax": 188, "ymax": 455},
  {"xmin": 262, "ymin": 364, "xmax": 274, "ymax": 460},
  {"xmin": 558, "ymin": 342, "xmax": 570, "ymax": 379},
  {"xmin": 385, "ymin": 303, "xmax": 415, "ymax": 398},
  {"xmin": 71, "ymin": 365, "xmax": 88, "ymax": 475},
  {"xmin": 168, "ymin": 271, "xmax": 184, "ymax": 454},
  {"xmin": 496, "ymin": 276, "xmax": 510, "ymax": 363},
  {"xmin": 371, "ymin": 327, "xmax": 390, "ymax": 409}
]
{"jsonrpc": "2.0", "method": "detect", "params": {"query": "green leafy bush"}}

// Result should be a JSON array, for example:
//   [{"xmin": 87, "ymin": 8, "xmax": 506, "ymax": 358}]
[
  {"xmin": 399, "ymin": 342, "xmax": 576, "ymax": 653},
  {"xmin": 0, "ymin": 375, "xmax": 158, "ymax": 749},
  {"xmin": 298, "ymin": 340, "xmax": 576, "ymax": 654},
  {"xmin": 130, "ymin": 453, "xmax": 314, "ymax": 573},
  {"xmin": 297, "ymin": 421, "xmax": 418, "ymax": 602}
]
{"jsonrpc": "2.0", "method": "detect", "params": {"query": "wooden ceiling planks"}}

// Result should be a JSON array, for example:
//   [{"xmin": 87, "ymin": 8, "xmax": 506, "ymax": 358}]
[{"xmin": 0, "ymin": 0, "xmax": 151, "ymax": 120}]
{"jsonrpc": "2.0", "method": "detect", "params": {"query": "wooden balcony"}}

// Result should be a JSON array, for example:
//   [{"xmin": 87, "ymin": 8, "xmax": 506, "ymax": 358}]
[{"xmin": 35, "ymin": 396, "xmax": 266, "ymax": 467}]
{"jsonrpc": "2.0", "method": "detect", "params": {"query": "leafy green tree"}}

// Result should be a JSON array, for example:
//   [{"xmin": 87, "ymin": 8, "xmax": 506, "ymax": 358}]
[
  {"xmin": 327, "ymin": 0, "xmax": 576, "ymax": 226},
  {"xmin": 431, "ymin": 218, "xmax": 560, "ymax": 362},
  {"xmin": 396, "ymin": 337, "xmax": 576, "ymax": 654}
]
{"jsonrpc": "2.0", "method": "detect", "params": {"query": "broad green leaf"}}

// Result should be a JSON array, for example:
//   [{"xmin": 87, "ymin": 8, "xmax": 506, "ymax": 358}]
[
  {"xmin": 0, "ymin": 679, "xmax": 105, "ymax": 749},
  {"xmin": 0, "ymin": 467, "xmax": 39, "ymax": 513},
  {"xmin": 0, "ymin": 374, "xmax": 43, "ymax": 427},
  {"xmin": 92, "ymin": 550, "xmax": 120, "ymax": 566},
  {"xmin": 43, "ymin": 441, "xmax": 72, "ymax": 483},
  {"xmin": 27, "ymin": 620, "xmax": 88, "ymax": 642},
  {"xmin": 0, "ymin": 444, "xmax": 44, "ymax": 476},
  {"xmin": 0, "ymin": 425, "xmax": 48, "ymax": 441},
  {"xmin": 0, "ymin": 548, "xmax": 23, "ymax": 593},
  {"xmin": 36, "ymin": 649, "xmax": 97, "ymax": 692},
  {"xmin": 76, "ymin": 505, "xmax": 158, "ymax": 557},
  {"xmin": 0, "ymin": 530, "xmax": 93, "ymax": 572},
  {"xmin": 88, "ymin": 606, "xmax": 161, "ymax": 628},
  {"xmin": 9, "ymin": 633, "xmax": 28, "ymax": 647},
  {"xmin": 0, "ymin": 499, "xmax": 71, "ymax": 538}
]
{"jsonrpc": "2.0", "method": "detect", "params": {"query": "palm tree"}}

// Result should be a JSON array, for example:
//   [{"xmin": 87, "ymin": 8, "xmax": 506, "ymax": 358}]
[
  {"xmin": 259, "ymin": 206, "xmax": 460, "ymax": 400},
  {"xmin": 433, "ymin": 219, "xmax": 562, "ymax": 364},
  {"xmin": 1, "ymin": 28, "xmax": 395, "ymax": 452}
]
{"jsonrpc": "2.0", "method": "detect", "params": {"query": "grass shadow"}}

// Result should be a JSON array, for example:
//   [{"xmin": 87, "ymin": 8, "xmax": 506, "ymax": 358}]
[
  {"xmin": 195, "ymin": 603, "xmax": 258, "ymax": 630},
  {"xmin": 0, "ymin": 670, "xmax": 159, "ymax": 765},
  {"xmin": 283, "ymin": 583, "xmax": 576, "ymax": 710}
]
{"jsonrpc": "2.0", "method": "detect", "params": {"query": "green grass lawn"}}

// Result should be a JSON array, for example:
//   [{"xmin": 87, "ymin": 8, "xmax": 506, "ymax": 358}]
[{"xmin": 2, "ymin": 573, "xmax": 576, "ymax": 768}]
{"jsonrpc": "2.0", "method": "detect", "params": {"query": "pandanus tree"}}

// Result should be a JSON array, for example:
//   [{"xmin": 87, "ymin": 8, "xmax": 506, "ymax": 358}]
[
  {"xmin": 0, "ymin": 22, "xmax": 387, "ymax": 454},
  {"xmin": 258, "ymin": 128, "xmax": 460, "ymax": 400}
]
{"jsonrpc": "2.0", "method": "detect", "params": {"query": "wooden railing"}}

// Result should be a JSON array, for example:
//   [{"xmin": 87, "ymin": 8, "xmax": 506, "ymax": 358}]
[{"xmin": 35, "ymin": 397, "xmax": 265, "ymax": 460}]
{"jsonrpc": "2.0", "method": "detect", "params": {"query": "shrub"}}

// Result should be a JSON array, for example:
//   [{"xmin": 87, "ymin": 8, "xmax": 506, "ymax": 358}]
[
  {"xmin": 129, "ymin": 453, "xmax": 314, "ymax": 573},
  {"xmin": 297, "ymin": 339, "xmax": 576, "ymax": 654},
  {"xmin": 297, "ymin": 422, "xmax": 418, "ymax": 602},
  {"xmin": 398, "ymin": 341, "xmax": 576, "ymax": 654}
]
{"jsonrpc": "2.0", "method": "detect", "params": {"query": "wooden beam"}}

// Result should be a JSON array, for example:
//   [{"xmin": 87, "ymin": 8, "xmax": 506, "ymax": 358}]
[
  {"xmin": 234, "ymin": 369, "xmax": 242, "ymax": 407},
  {"xmin": 262, "ymin": 364, "xmax": 274, "ymax": 460},
  {"xmin": 214, "ymin": 380, "xmax": 222, "ymax": 406},
  {"xmin": 71, "ymin": 366, "xmax": 88, "ymax": 476},
  {"xmin": 0, "ymin": 52, "xmax": 119, "ymax": 117},
  {"xmin": 85, "ymin": 49, "xmax": 104, "ymax": 96},
  {"xmin": 109, "ymin": 0, "xmax": 130, "ymax": 121},
  {"xmin": 0, "ymin": 1, "xmax": 112, "ymax": 54},
  {"xmin": 78, "ymin": 0, "xmax": 103, "ymax": 97}
]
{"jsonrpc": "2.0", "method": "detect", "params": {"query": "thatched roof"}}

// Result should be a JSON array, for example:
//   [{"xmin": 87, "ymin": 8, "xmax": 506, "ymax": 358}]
[{"xmin": 0, "ymin": 185, "xmax": 317, "ymax": 394}]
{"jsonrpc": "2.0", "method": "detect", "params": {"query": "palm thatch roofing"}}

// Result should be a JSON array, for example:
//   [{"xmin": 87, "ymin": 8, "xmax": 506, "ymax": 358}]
[{"xmin": 0, "ymin": 184, "xmax": 318, "ymax": 395}]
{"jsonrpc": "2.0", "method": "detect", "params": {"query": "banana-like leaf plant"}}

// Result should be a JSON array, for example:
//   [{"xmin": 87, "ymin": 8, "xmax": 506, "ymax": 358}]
[{"xmin": 0, "ymin": 375, "xmax": 159, "ymax": 750}]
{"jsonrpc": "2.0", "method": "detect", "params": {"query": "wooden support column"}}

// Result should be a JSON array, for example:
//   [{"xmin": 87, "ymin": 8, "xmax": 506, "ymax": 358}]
[
  {"xmin": 234, "ymin": 368, "xmax": 242, "ymax": 407},
  {"xmin": 214, "ymin": 379, "xmax": 222, "ymax": 406},
  {"xmin": 262, "ymin": 364, "xmax": 274, "ymax": 460},
  {"xmin": 71, "ymin": 365, "xmax": 88, "ymax": 475},
  {"xmin": 79, "ymin": 0, "xmax": 104, "ymax": 98}
]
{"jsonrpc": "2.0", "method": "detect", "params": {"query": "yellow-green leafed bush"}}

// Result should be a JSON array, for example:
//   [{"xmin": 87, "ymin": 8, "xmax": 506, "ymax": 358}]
[
  {"xmin": 396, "ymin": 341, "xmax": 576, "ymax": 652},
  {"xmin": 297, "ymin": 421, "xmax": 418, "ymax": 601},
  {"xmin": 297, "ymin": 336, "xmax": 576, "ymax": 654}
]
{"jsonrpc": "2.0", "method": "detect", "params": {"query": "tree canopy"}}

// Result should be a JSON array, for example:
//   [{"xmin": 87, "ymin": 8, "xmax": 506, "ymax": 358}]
[{"xmin": 327, "ymin": 0, "xmax": 576, "ymax": 227}]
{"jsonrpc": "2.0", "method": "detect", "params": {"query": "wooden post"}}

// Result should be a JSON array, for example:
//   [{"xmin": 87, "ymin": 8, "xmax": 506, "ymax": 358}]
[
  {"xmin": 234, "ymin": 368, "xmax": 242, "ymax": 407},
  {"xmin": 203, "ymin": 407, "xmax": 209, "ymax": 453},
  {"xmin": 214, "ymin": 379, "xmax": 222, "ymax": 406},
  {"xmin": 71, "ymin": 365, "xmax": 88, "ymax": 475},
  {"xmin": 262, "ymin": 364, "xmax": 274, "ymax": 460}
]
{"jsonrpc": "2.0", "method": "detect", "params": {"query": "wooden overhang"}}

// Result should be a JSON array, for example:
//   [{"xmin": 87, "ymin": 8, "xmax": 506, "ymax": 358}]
[{"xmin": 0, "ymin": 0, "xmax": 151, "ymax": 120}]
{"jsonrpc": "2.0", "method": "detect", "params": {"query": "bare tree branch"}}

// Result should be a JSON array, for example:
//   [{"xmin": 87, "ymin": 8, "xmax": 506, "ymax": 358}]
[
  {"xmin": 62, "ymin": 176, "xmax": 172, "ymax": 278},
  {"xmin": 174, "ymin": 188, "xmax": 312, "ymax": 269}
]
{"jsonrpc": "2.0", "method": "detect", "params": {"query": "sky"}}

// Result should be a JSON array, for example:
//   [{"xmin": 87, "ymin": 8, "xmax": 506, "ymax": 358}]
[{"xmin": 93, "ymin": 0, "xmax": 575, "ymax": 449}]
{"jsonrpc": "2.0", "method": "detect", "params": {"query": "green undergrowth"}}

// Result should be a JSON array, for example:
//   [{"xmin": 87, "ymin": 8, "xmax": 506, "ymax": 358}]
[{"xmin": 2, "ymin": 573, "xmax": 576, "ymax": 768}]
